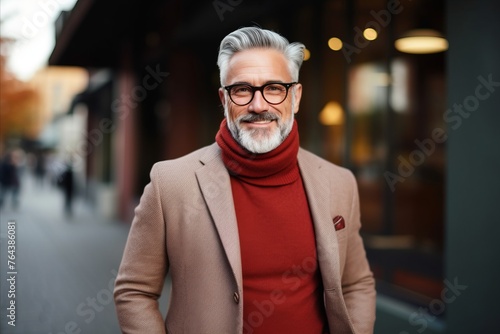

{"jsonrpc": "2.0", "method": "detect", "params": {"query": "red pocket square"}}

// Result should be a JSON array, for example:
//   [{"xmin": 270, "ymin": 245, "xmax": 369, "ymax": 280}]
[{"xmin": 333, "ymin": 215, "xmax": 345, "ymax": 231}]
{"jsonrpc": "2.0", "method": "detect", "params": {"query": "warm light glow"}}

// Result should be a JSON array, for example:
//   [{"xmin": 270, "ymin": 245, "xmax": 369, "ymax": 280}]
[
  {"xmin": 328, "ymin": 37, "xmax": 343, "ymax": 51},
  {"xmin": 319, "ymin": 101, "xmax": 344, "ymax": 126},
  {"xmin": 395, "ymin": 29, "xmax": 448, "ymax": 54},
  {"xmin": 374, "ymin": 72, "xmax": 391, "ymax": 86},
  {"xmin": 303, "ymin": 48, "xmax": 311, "ymax": 61},
  {"xmin": 363, "ymin": 28, "xmax": 378, "ymax": 41}
]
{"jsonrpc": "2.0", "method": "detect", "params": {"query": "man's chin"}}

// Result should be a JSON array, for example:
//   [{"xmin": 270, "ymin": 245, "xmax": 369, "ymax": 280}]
[
  {"xmin": 238, "ymin": 129, "xmax": 282, "ymax": 154},
  {"xmin": 227, "ymin": 117, "xmax": 287, "ymax": 153},
  {"xmin": 242, "ymin": 124, "xmax": 279, "ymax": 140}
]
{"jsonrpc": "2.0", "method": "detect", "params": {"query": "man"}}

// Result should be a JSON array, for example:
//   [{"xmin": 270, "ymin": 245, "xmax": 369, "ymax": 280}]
[{"xmin": 114, "ymin": 27, "xmax": 376, "ymax": 333}]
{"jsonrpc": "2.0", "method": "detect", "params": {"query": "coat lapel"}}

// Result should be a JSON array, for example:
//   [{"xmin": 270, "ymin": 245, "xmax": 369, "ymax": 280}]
[
  {"xmin": 298, "ymin": 149, "xmax": 342, "ymax": 291},
  {"xmin": 195, "ymin": 144, "xmax": 243, "ymax": 289}
]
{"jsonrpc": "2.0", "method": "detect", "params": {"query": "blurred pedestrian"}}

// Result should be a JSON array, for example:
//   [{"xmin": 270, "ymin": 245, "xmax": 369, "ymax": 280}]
[
  {"xmin": 34, "ymin": 151, "xmax": 47, "ymax": 187},
  {"xmin": 59, "ymin": 162, "xmax": 74, "ymax": 217},
  {"xmin": 0, "ymin": 151, "xmax": 21, "ymax": 210}
]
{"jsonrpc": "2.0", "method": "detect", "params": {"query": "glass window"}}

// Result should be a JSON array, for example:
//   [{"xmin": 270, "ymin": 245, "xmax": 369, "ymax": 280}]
[{"xmin": 297, "ymin": 0, "xmax": 446, "ymax": 308}]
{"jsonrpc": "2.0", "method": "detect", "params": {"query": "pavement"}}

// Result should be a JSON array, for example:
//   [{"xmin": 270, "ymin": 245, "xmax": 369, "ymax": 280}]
[{"xmin": 0, "ymin": 173, "xmax": 170, "ymax": 334}]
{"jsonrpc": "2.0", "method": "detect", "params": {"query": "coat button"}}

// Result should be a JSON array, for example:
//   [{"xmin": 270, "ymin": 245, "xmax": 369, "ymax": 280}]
[{"xmin": 233, "ymin": 292, "xmax": 240, "ymax": 304}]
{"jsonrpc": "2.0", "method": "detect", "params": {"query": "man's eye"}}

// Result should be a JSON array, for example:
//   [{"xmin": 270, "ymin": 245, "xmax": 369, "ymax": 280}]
[
  {"xmin": 266, "ymin": 85, "xmax": 285, "ymax": 93},
  {"xmin": 233, "ymin": 86, "xmax": 251, "ymax": 94}
]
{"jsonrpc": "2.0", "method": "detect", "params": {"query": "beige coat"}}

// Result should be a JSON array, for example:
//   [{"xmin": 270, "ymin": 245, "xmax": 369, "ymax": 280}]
[{"xmin": 114, "ymin": 143, "xmax": 376, "ymax": 334}]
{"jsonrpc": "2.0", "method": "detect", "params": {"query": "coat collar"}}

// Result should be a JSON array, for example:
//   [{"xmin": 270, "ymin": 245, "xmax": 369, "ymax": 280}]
[
  {"xmin": 195, "ymin": 144, "xmax": 341, "ymax": 291},
  {"xmin": 196, "ymin": 144, "xmax": 243, "ymax": 289},
  {"xmin": 297, "ymin": 149, "xmax": 342, "ymax": 291}
]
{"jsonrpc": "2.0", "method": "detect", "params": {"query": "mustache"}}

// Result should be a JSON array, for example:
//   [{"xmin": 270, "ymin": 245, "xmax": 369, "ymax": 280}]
[{"xmin": 238, "ymin": 112, "xmax": 279, "ymax": 122}]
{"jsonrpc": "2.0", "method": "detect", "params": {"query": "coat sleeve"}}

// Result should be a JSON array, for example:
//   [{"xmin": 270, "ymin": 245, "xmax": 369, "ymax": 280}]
[
  {"xmin": 114, "ymin": 164, "xmax": 168, "ymax": 333},
  {"xmin": 342, "ymin": 172, "xmax": 376, "ymax": 334}
]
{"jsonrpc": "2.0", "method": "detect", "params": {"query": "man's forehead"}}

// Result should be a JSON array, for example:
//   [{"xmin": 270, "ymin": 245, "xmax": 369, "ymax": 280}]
[
  {"xmin": 229, "ymin": 47, "xmax": 285, "ymax": 62},
  {"xmin": 226, "ymin": 48, "xmax": 289, "ymax": 79}
]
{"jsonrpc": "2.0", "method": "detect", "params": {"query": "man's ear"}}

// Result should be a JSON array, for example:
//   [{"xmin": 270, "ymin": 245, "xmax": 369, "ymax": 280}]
[
  {"xmin": 292, "ymin": 83, "xmax": 303, "ymax": 114},
  {"xmin": 218, "ymin": 88, "xmax": 226, "ymax": 106}
]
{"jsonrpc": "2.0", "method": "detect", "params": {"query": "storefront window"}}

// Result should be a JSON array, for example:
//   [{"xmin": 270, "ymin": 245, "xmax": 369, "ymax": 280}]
[{"xmin": 298, "ymin": 0, "xmax": 446, "ymax": 307}]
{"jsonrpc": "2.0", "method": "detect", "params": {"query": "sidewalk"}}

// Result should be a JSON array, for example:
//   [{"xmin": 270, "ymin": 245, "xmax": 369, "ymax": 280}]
[{"xmin": 0, "ymin": 174, "xmax": 170, "ymax": 334}]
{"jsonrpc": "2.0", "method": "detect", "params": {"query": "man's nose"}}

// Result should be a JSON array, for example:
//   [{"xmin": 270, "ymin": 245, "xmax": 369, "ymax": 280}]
[{"xmin": 248, "ymin": 90, "xmax": 269, "ymax": 113}]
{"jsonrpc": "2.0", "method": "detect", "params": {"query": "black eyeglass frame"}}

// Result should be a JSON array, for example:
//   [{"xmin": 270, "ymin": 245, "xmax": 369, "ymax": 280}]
[{"xmin": 223, "ymin": 82, "xmax": 298, "ymax": 106}]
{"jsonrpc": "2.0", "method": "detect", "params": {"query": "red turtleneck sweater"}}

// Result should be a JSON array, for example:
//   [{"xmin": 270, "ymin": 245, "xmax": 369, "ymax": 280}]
[{"xmin": 216, "ymin": 119, "xmax": 328, "ymax": 334}]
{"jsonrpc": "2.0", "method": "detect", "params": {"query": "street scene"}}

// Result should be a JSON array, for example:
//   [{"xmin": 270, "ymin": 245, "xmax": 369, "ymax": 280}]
[
  {"xmin": 1, "ymin": 0, "xmax": 499, "ymax": 333},
  {"xmin": 0, "ymin": 171, "xmax": 170, "ymax": 334}
]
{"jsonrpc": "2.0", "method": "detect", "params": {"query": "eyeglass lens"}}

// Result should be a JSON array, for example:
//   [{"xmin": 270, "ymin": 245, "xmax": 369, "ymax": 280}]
[{"xmin": 229, "ymin": 83, "xmax": 291, "ymax": 105}]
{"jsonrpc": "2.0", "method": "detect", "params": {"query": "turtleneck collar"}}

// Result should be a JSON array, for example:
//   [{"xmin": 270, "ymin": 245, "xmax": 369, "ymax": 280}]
[{"xmin": 215, "ymin": 118, "xmax": 300, "ymax": 186}]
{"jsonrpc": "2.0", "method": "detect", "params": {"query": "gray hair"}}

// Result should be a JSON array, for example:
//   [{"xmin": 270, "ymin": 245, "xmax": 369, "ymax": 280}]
[{"xmin": 217, "ymin": 27, "xmax": 305, "ymax": 86}]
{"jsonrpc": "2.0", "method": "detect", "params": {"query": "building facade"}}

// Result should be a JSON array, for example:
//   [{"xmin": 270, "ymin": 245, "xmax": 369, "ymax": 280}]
[{"xmin": 49, "ymin": 0, "xmax": 500, "ymax": 332}]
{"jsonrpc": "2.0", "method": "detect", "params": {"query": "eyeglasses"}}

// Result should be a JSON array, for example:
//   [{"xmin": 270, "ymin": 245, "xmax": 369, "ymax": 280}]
[{"xmin": 224, "ymin": 82, "xmax": 297, "ymax": 106}]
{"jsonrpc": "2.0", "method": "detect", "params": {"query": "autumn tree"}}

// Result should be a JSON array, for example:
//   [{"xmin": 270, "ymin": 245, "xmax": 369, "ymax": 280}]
[{"xmin": 0, "ymin": 37, "xmax": 43, "ymax": 149}]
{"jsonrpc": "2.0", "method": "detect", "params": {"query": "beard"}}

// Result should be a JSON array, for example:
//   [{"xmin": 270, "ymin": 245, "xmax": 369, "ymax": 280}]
[{"xmin": 225, "ymin": 110, "xmax": 294, "ymax": 154}]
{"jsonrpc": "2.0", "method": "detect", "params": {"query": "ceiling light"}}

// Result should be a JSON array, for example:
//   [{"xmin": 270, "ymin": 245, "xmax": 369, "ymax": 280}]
[
  {"xmin": 395, "ymin": 29, "xmax": 448, "ymax": 54},
  {"xmin": 303, "ymin": 48, "xmax": 311, "ymax": 61},
  {"xmin": 363, "ymin": 28, "xmax": 378, "ymax": 41},
  {"xmin": 319, "ymin": 101, "xmax": 344, "ymax": 126},
  {"xmin": 328, "ymin": 37, "xmax": 343, "ymax": 51}
]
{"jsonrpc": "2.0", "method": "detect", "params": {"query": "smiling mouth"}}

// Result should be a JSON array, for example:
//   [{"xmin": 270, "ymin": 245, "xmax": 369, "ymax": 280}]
[
  {"xmin": 244, "ymin": 119, "xmax": 274, "ymax": 124},
  {"xmin": 240, "ymin": 112, "xmax": 278, "ymax": 125}
]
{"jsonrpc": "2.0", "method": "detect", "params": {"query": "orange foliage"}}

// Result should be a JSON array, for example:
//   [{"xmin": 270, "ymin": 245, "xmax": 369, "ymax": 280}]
[{"xmin": 0, "ymin": 41, "xmax": 43, "ymax": 141}]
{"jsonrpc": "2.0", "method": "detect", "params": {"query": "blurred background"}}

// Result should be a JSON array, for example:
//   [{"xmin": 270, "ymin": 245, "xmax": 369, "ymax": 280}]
[{"xmin": 0, "ymin": 0, "xmax": 499, "ymax": 333}]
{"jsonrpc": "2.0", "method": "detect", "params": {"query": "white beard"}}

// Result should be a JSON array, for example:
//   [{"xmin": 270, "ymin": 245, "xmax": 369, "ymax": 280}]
[{"xmin": 226, "ymin": 111, "xmax": 294, "ymax": 154}]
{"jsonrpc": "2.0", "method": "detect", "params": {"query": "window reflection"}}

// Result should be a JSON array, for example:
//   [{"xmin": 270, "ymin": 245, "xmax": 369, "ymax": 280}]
[{"xmin": 313, "ymin": 0, "xmax": 446, "ymax": 307}]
